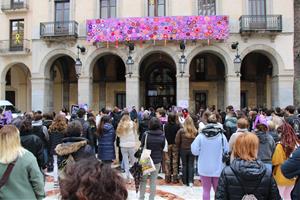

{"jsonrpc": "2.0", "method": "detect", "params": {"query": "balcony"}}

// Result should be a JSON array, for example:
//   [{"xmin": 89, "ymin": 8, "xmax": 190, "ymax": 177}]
[
  {"xmin": 1, "ymin": 0, "xmax": 29, "ymax": 13},
  {"xmin": 240, "ymin": 15, "xmax": 282, "ymax": 33},
  {"xmin": 0, "ymin": 40, "xmax": 31, "ymax": 56},
  {"xmin": 40, "ymin": 21, "xmax": 78, "ymax": 41}
]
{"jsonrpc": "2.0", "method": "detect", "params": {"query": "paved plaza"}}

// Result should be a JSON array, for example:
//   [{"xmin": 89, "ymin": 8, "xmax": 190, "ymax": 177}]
[{"xmin": 44, "ymin": 171, "xmax": 215, "ymax": 200}]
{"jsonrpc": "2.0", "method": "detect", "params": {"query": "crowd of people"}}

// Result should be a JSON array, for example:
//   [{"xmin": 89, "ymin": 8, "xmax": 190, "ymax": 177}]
[{"xmin": 1, "ymin": 104, "xmax": 300, "ymax": 199}]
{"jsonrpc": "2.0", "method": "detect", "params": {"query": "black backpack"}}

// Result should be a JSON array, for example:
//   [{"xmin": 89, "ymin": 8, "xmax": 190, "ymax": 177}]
[{"xmin": 292, "ymin": 117, "xmax": 300, "ymax": 138}]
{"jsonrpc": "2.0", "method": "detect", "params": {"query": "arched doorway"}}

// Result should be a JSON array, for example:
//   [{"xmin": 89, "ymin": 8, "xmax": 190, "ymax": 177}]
[
  {"xmin": 92, "ymin": 54, "xmax": 126, "ymax": 110},
  {"xmin": 241, "ymin": 52, "xmax": 273, "ymax": 108},
  {"xmin": 189, "ymin": 53, "xmax": 225, "ymax": 112},
  {"xmin": 140, "ymin": 52, "xmax": 176, "ymax": 109},
  {"xmin": 49, "ymin": 56, "xmax": 77, "ymax": 113},
  {"xmin": 4, "ymin": 63, "xmax": 31, "ymax": 112}
]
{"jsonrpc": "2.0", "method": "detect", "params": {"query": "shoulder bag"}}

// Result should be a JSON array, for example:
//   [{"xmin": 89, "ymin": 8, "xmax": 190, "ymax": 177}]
[{"xmin": 0, "ymin": 158, "xmax": 18, "ymax": 189}]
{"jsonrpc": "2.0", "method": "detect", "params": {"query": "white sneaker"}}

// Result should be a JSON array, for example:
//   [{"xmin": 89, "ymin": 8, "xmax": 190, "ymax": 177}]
[{"xmin": 189, "ymin": 183, "xmax": 193, "ymax": 187}]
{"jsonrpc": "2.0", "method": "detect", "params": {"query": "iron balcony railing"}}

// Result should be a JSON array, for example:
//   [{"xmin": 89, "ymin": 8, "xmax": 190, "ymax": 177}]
[
  {"xmin": 240, "ymin": 15, "xmax": 282, "ymax": 32},
  {"xmin": 0, "ymin": 39, "xmax": 30, "ymax": 55},
  {"xmin": 1, "ymin": 0, "xmax": 29, "ymax": 11},
  {"xmin": 40, "ymin": 21, "xmax": 78, "ymax": 38}
]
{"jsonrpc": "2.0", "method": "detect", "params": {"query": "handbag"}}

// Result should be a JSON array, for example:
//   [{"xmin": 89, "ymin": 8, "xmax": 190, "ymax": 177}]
[
  {"xmin": 221, "ymin": 133, "xmax": 230, "ymax": 165},
  {"xmin": 0, "ymin": 157, "xmax": 18, "ymax": 189},
  {"xmin": 139, "ymin": 133, "xmax": 156, "ymax": 175}
]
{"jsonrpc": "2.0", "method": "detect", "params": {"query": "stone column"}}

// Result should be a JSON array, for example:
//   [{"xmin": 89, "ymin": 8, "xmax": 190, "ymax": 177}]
[
  {"xmin": 272, "ymin": 74, "xmax": 293, "ymax": 107},
  {"xmin": 78, "ymin": 76, "xmax": 93, "ymax": 107},
  {"xmin": 31, "ymin": 77, "xmax": 52, "ymax": 112},
  {"xmin": 0, "ymin": 80, "xmax": 6, "ymax": 100},
  {"xmin": 224, "ymin": 75, "xmax": 241, "ymax": 110},
  {"xmin": 126, "ymin": 74, "xmax": 140, "ymax": 109},
  {"xmin": 176, "ymin": 74, "xmax": 189, "ymax": 108}
]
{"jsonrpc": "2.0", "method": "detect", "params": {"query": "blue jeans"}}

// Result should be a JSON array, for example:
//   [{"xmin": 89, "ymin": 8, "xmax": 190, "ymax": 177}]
[
  {"xmin": 180, "ymin": 149, "xmax": 195, "ymax": 185},
  {"xmin": 139, "ymin": 163, "xmax": 161, "ymax": 200},
  {"xmin": 121, "ymin": 147, "xmax": 136, "ymax": 178}
]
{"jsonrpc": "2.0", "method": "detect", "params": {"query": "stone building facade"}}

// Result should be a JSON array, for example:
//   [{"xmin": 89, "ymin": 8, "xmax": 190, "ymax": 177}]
[{"xmin": 0, "ymin": 0, "xmax": 294, "ymax": 113}]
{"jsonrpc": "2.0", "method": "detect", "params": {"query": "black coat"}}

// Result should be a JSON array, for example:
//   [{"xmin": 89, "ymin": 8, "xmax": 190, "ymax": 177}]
[
  {"xmin": 141, "ymin": 130, "xmax": 165, "ymax": 164},
  {"xmin": 139, "ymin": 118, "xmax": 150, "ymax": 141},
  {"xmin": 281, "ymin": 147, "xmax": 300, "ymax": 200},
  {"xmin": 215, "ymin": 159, "xmax": 281, "ymax": 200},
  {"xmin": 20, "ymin": 131, "xmax": 45, "ymax": 168},
  {"xmin": 164, "ymin": 122, "xmax": 181, "ymax": 145},
  {"xmin": 49, "ymin": 130, "xmax": 65, "ymax": 155}
]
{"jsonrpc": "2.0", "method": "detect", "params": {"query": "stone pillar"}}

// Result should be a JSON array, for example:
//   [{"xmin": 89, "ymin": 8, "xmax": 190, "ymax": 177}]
[
  {"xmin": 0, "ymin": 80, "xmax": 6, "ymax": 100},
  {"xmin": 176, "ymin": 75, "xmax": 189, "ymax": 108},
  {"xmin": 78, "ymin": 76, "xmax": 93, "ymax": 107},
  {"xmin": 272, "ymin": 75, "xmax": 293, "ymax": 107},
  {"xmin": 31, "ymin": 77, "xmax": 52, "ymax": 112},
  {"xmin": 126, "ymin": 74, "xmax": 140, "ymax": 109},
  {"xmin": 225, "ymin": 75, "xmax": 241, "ymax": 110}
]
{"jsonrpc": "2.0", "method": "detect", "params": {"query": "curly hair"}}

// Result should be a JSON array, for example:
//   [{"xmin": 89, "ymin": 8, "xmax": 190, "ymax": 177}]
[
  {"xmin": 49, "ymin": 114, "xmax": 67, "ymax": 133},
  {"xmin": 278, "ymin": 122, "xmax": 300, "ymax": 158},
  {"xmin": 60, "ymin": 158, "xmax": 128, "ymax": 200}
]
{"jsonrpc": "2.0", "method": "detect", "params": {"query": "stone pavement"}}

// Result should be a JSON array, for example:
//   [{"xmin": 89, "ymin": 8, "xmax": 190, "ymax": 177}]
[{"xmin": 44, "ymin": 172, "xmax": 215, "ymax": 200}]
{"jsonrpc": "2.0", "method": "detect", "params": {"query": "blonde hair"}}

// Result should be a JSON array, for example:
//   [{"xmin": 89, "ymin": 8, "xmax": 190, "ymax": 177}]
[
  {"xmin": 183, "ymin": 116, "xmax": 197, "ymax": 138},
  {"xmin": 233, "ymin": 133, "xmax": 259, "ymax": 161},
  {"xmin": 116, "ymin": 115, "xmax": 136, "ymax": 137},
  {"xmin": 0, "ymin": 125, "xmax": 25, "ymax": 164}
]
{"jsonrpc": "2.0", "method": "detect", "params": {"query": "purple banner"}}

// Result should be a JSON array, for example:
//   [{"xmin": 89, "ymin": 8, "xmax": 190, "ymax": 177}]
[{"xmin": 87, "ymin": 15, "xmax": 229, "ymax": 43}]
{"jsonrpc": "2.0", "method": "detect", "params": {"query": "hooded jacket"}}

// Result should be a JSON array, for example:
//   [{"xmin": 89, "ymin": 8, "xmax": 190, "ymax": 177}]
[
  {"xmin": 191, "ymin": 123, "xmax": 229, "ymax": 177},
  {"xmin": 141, "ymin": 129, "xmax": 165, "ymax": 164},
  {"xmin": 255, "ymin": 131, "xmax": 275, "ymax": 164},
  {"xmin": 55, "ymin": 137, "xmax": 94, "ymax": 162},
  {"xmin": 97, "ymin": 123, "xmax": 116, "ymax": 161},
  {"xmin": 215, "ymin": 159, "xmax": 281, "ymax": 200}
]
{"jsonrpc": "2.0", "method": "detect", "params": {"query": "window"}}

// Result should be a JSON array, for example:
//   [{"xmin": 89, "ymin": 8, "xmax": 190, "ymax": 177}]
[
  {"xmin": 116, "ymin": 93, "xmax": 126, "ymax": 109},
  {"xmin": 198, "ymin": 0, "xmax": 216, "ymax": 15},
  {"xmin": 55, "ymin": 0, "xmax": 70, "ymax": 22},
  {"xmin": 195, "ymin": 57, "xmax": 207, "ymax": 80},
  {"xmin": 195, "ymin": 92, "xmax": 207, "ymax": 111},
  {"xmin": 249, "ymin": 0, "xmax": 266, "ymax": 15},
  {"xmin": 148, "ymin": 0, "xmax": 165, "ymax": 17},
  {"xmin": 100, "ymin": 0, "xmax": 116, "ymax": 18},
  {"xmin": 10, "ymin": 19, "xmax": 24, "ymax": 51},
  {"xmin": 11, "ymin": 0, "xmax": 24, "ymax": 9}
]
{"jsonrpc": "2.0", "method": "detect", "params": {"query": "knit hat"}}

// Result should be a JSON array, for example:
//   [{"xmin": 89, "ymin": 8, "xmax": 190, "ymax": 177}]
[{"xmin": 253, "ymin": 114, "xmax": 268, "ymax": 130}]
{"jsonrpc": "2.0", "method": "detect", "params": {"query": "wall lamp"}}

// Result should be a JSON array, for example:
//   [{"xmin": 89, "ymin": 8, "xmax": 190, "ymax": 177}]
[
  {"xmin": 231, "ymin": 42, "xmax": 242, "ymax": 77},
  {"xmin": 179, "ymin": 41, "xmax": 187, "ymax": 77},
  {"xmin": 75, "ymin": 45, "xmax": 86, "ymax": 78},
  {"xmin": 126, "ymin": 43, "xmax": 135, "ymax": 78}
]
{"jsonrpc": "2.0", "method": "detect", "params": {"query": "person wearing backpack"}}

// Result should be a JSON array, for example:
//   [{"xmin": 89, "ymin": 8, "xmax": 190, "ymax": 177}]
[
  {"xmin": 285, "ymin": 105, "xmax": 300, "ymax": 138},
  {"xmin": 272, "ymin": 122, "xmax": 300, "ymax": 199},
  {"xmin": 215, "ymin": 133, "xmax": 281, "ymax": 200}
]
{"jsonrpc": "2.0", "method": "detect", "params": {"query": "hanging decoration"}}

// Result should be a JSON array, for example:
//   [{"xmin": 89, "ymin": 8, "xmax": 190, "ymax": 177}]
[{"xmin": 87, "ymin": 15, "xmax": 229, "ymax": 43}]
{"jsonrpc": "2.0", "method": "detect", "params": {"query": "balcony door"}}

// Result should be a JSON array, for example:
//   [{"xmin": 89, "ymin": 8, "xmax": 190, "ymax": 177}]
[
  {"xmin": 11, "ymin": 0, "xmax": 24, "ymax": 9},
  {"xmin": 10, "ymin": 19, "xmax": 24, "ymax": 51},
  {"xmin": 148, "ymin": 0, "xmax": 165, "ymax": 17},
  {"xmin": 198, "ymin": 0, "xmax": 216, "ymax": 15},
  {"xmin": 55, "ymin": 0, "xmax": 70, "ymax": 35},
  {"xmin": 248, "ymin": 0, "xmax": 266, "ymax": 29}
]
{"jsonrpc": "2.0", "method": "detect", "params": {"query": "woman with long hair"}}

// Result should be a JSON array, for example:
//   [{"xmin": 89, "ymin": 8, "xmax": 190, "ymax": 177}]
[
  {"xmin": 216, "ymin": 133, "xmax": 280, "ymax": 200},
  {"xmin": 0, "ymin": 125, "xmax": 45, "ymax": 199},
  {"xmin": 272, "ymin": 122, "xmax": 300, "ymax": 199},
  {"xmin": 175, "ymin": 116, "xmax": 197, "ymax": 186},
  {"xmin": 164, "ymin": 112, "xmax": 181, "ymax": 183},
  {"xmin": 48, "ymin": 114, "xmax": 68, "ymax": 180},
  {"xmin": 116, "ymin": 113, "xmax": 137, "ymax": 182},
  {"xmin": 97, "ymin": 115, "xmax": 116, "ymax": 164},
  {"xmin": 191, "ymin": 114, "xmax": 228, "ymax": 200}
]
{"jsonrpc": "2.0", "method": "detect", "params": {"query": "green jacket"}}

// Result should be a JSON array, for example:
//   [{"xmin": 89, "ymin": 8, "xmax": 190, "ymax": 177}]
[{"xmin": 0, "ymin": 150, "xmax": 45, "ymax": 200}]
